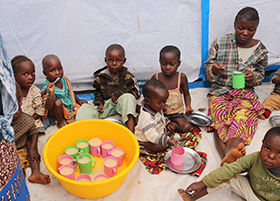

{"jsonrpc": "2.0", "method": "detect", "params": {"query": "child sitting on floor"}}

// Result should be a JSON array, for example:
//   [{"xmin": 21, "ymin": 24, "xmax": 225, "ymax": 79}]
[
  {"xmin": 135, "ymin": 79, "xmax": 185, "ymax": 152},
  {"xmin": 12, "ymin": 83, "xmax": 50, "ymax": 184},
  {"xmin": 12, "ymin": 55, "xmax": 46, "ymax": 133},
  {"xmin": 42, "ymin": 54, "xmax": 87, "ymax": 128},
  {"xmin": 152, "ymin": 45, "xmax": 193, "ymax": 133},
  {"xmin": 260, "ymin": 68, "xmax": 280, "ymax": 124},
  {"xmin": 76, "ymin": 44, "xmax": 141, "ymax": 133},
  {"xmin": 178, "ymin": 126, "xmax": 280, "ymax": 201}
]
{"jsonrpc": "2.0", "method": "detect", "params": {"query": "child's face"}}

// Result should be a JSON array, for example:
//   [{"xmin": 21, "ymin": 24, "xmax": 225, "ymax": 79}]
[
  {"xmin": 260, "ymin": 135, "xmax": 280, "ymax": 169},
  {"xmin": 145, "ymin": 88, "xmax": 169, "ymax": 112},
  {"xmin": 160, "ymin": 52, "xmax": 181, "ymax": 77},
  {"xmin": 105, "ymin": 49, "xmax": 126, "ymax": 74},
  {"xmin": 14, "ymin": 61, "xmax": 35, "ymax": 89},
  {"xmin": 234, "ymin": 18, "xmax": 258, "ymax": 46},
  {"xmin": 43, "ymin": 58, "xmax": 64, "ymax": 82}
]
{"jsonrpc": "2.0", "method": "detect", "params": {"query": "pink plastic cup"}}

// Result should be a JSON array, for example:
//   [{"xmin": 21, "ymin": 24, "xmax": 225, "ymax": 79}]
[
  {"xmin": 76, "ymin": 173, "xmax": 92, "ymax": 182},
  {"xmin": 93, "ymin": 174, "xmax": 109, "ymax": 182},
  {"xmin": 110, "ymin": 147, "xmax": 124, "ymax": 167},
  {"xmin": 89, "ymin": 137, "xmax": 102, "ymax": 157},
  {"xmin": 101, "ymin": 140, "xmax": 115, "ymax": 158},
  {"xmin": 58, "ymin": 154, "xmax": 77, "ymax": 167},
  {"xmin": 103, "ymin": 156, "xmax": 118, "ymax": 177},
  {"xmin": 170, "ymin": 146, "xmax": 185, "ymax": 166},
  {"xmin": 58, "ymin": 164, "xmax": 75, "ymax": 180}
]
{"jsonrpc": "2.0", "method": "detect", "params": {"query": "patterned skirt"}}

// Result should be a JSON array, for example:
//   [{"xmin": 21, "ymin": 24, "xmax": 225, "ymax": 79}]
[
  {"xmin": 0, "ymin": 139, "xmax": 30, "ymax": 201},
  {"xmin": 206, "ymin": 89, "xmax": 264, "ymax": 145}
]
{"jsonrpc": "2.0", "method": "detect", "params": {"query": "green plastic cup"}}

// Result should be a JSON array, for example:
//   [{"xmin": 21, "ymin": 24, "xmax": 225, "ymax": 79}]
[
  {"xmin": 65, "ymin": 145, "xmax": 79, "ymax": 159},
  {"xmin": 77, "ymin": 153, "xmax": 96, "ymax": 174},
  {"xmin": 76, "ymin": 139, "xmax": 90, "ymax": 154},
  {"xmin": 232, "ymin": 71, "xmax": 245, "ymax": 89}
]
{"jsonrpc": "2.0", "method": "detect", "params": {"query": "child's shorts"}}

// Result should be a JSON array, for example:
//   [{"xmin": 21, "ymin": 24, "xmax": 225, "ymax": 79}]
[{"xmin": 207, "ymin": 175, "xmax": 259, "ymax": 201}]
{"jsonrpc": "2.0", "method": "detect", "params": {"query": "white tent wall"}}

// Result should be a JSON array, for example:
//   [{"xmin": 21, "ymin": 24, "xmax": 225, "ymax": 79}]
[
  {"xmin": 0, "ymin": 0, "xmax": 279, "ymax": 91},
  {"xmin": 0, "ymin": 0, "xmax": 202, "ymax": 91}
]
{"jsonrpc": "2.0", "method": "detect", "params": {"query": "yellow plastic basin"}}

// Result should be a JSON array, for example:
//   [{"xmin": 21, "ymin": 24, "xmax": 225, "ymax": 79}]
[{"xmin": 43, "ymin": 119, "xmax": 139, "ymax": 199}]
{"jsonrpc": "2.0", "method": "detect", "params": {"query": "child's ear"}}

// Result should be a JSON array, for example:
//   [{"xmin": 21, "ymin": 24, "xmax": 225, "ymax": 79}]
[
  {"xmin": 104, "ymin": 57, "xmax": 107, "ymax": 63},
  {"xmin": 144, "ymin": 97, "xmax": 150, "ymax": 105},
  {"xmin": 43, "ymin": 70, "xmax": 46, "ymax": 76},
  {"xmin": 178, "ymin": 60, "xmax": 181, "ymax": 67},
  {"xmin": 123, "ymin": 58, "xmax": 126, "ymax": 64}
]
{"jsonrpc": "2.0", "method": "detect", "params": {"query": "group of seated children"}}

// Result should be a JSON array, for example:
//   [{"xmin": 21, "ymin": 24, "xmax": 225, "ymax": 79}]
[
  {"xmin": 11, "ymin": 44, "xmax": 280, "ymax": 200},
  {"xmin": 10, "ymin": 44, "xmax": 194, "ymax": 185},
  {"xmin": 9, "ymin": 5, "xmax": 280, "ymax": 200}
]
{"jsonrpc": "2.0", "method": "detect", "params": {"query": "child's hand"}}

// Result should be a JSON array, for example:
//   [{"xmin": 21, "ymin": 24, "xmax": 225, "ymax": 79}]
[
  {"xmin": 78, "ymin": 99, "xmax": 88, "ymax": 105},
  {"xmin": 212, "ymin": 63, "xmax": 225, "ymax": 75},
  {"xmin": 28, "ymin": 148, "xmax": 41, "ymax": 164},
  {"xmin": 167, "ymin": 138, "xmax": 178, "ymax": 146},
  {"xmin": 47, "ymin": 82, "xmax": 55, "ymax": 93},
  {"xmin": 185, "ymin": 181, "xmax": 207, "ymax": 197},
  {"xmin": 111, "ymin": 93, "xmax": 117, "ymax": 103},
  {"xmin": 185, "ymin": 106, "xmax": 193, "ymax": 114},
  {"xmin": 167, "ymin": 122, "xmax": 177, "ymax": 133},
  {"xmin": 97, "ymin": 103, "xmax": 104, "ymax": 113}
]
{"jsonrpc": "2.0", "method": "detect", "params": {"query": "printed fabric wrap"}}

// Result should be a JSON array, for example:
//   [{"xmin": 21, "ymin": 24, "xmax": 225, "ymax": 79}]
[
  {"xmin": 0, "ymin": 33, "xmax": 18, "ymax": 143},
  {"xmin": 206, "ymin": 88, "xmax": 264, "ymax": 145}
]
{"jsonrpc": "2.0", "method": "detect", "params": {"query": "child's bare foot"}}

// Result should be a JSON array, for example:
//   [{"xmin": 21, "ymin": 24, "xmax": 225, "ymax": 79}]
[
  {"xmin": 178, "ymin": 189, "xmax": 194, "ymax": 201},
  {"xmin": 57, "ymin": 121, "xmax": 66, "ymax": 128},
  {"xmin": 28, "ymin": 170, "xmax": 51, "ymax": 184},
  {"xmin": 221, "ymin": 142, "xmax": 246, "ymax": 166},
  {"xmin": 66, "ymin": 116, "xmax": 75, "ymax": 124},
  {"xmin": 259, "ymin": 114, "xmax": 266, "ymax": 120}
]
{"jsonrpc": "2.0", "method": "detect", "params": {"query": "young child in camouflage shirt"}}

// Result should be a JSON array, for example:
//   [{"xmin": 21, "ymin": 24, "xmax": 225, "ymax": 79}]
[{"xmin": 76, "ymin": 44, "xmax": 140, "ymax": 132}]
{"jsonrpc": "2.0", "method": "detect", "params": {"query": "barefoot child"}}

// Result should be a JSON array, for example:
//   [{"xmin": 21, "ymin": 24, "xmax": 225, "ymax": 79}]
[
  {"xmin": 134, "ymin": 79, "xmax": 185, "ymax": 152},
  {"xmin": 260, "ymin": 68, "xmax": 280, "ymax": 120},
  {"xmin": 152, "ymin": 45, "xmax": 193, "ymax": 133},
  {"xmin": 178, "ymin": 126, "xmax": 280, "ymax": 201},
  {"xmin": 42, "ymin": 54, "xmax": 87, "ymax": 128},
  {"xmin": 12, "ymin": 55, "xmax": 45, "ymax": 133},
  {"xmin": 12, "ymin": 83, "xmax": 50, "ymax": 184},
  {"xmin": 76, "ymin": 44, "xmax": 141, "ymax": 133}
]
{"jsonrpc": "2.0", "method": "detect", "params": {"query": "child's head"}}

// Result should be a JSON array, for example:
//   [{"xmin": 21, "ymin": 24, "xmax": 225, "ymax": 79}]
[
  {"xmin": 159, "ymin": 45, "xmax": 181, "ymax": 77},
  {"xmin": 11, "ymin": 55, "xmax": 35, "ymax": 89},
  {"xmin": 105, "ymin": 44, "xmax": 126, "ymax": 74},
  {"xmin": 13, "ymin": 82, "xmax": 22, "ymax": 121},
  {"xmin": 143, "ymin": 79, "xmax": 169, "ymax": 112},
  {"xmin": 260, "ymin": 127, "xmax": 280, "ymax": 169},
  {"xmin": 234, "ymin": 7, "xmax": 259, "ymax": 46},
  {"xmin": 42, "ymin": 54, "xmax": 63, "ymax": 82}
]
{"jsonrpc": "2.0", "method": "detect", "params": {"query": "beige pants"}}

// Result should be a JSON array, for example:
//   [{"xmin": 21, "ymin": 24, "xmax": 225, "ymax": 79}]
[
  {"xmin": 207, "ymin": 175, "xmax": 259, "ymax": 201},
  {"xmin": 263, "ymin": 92, "xmax": 280, "ymax": 112}
]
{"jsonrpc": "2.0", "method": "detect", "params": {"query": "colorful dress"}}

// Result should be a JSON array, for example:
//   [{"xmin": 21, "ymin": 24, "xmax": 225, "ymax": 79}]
[
  {"xmin": 42, "ymin": 75, "xmax": 80, "ymax": 120},
  {"xmin": 204, "ymin": 33, "xmax": 268, "ymax": 145},
  {"xmin": 21, "ymin": 84, "xmax": 45, "ymax": 132}
]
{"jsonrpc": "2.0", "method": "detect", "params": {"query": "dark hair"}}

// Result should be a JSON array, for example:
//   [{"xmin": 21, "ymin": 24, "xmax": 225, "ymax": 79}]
[
  {"xmin": 42, "ymin": 54, "xmax": 60, "ymax": 70},
  {"xmin": 105, "ymin": 44, "xmax": 125, "ymax": 57},
  {"xmin": 263, "ymin": 126, "xmax": 280, "ymax": 142},
  {"xmin": 143, "ymin": 79, "xmax": 168, "ymax": 99},
  {"xmin": 160, "ymin": 45, "xmax": 181, "ymax": 60},
  {"xmin": 11, "ymin": 55, "xmax": 32, "ymax": 72},
  {"xmin": 234, "ymin": 7, "xmax": 259, "ymax": 25}
]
